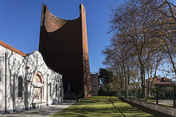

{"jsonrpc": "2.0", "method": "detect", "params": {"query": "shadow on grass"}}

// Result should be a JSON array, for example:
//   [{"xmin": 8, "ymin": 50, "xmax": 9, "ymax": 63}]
[
  {"xmin": 110, "ymin": 96, "xmax": 126, "ymax": 117},
  {"xmin": 52, "ymin": 96, "xmax": 157, "ymax": 117}
]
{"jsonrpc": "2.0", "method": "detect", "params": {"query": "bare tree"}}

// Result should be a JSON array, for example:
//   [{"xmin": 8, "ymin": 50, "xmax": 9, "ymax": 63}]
[{"xmin": 108, "ymin": 0, "xmax": 162, "ymax": 97}]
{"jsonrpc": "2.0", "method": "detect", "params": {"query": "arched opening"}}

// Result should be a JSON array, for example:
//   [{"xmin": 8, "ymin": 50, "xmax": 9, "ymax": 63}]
[
  {"xmin": 18, "ymin": 76, "xmax": 23, "ymax": 97},
  {"xmin": 33, "ymin": 71, "xmax": 44, "ymax": 102}
]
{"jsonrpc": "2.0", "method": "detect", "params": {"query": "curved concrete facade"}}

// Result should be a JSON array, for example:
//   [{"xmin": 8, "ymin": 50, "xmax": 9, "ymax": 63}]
[
  {"xmin": 39, "ymin": 4, "xmax": 91, "ymax": 98},
  {"xmin": 0, "ymin": 44, "xmax": 63, "ymax": 114}
]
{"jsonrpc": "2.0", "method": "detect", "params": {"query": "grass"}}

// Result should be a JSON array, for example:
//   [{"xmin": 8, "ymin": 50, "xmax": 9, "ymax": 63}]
[{"xmin": 52, "ymin": 96, "xmax": 157, "ymax": 117}]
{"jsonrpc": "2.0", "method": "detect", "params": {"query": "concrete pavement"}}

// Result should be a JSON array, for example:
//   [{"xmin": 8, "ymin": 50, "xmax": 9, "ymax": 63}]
[{"xmin": 0, "ymin": 101, "xmax": 76, "ymax": 117}]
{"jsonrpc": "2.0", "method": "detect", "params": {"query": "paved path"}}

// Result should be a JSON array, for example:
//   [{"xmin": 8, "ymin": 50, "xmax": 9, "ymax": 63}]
[
  {"xmin": 148, "ymin": 98, "xmax": 173, "ymax": 106},
  {"xmin": 0, "ymin": 101, "xmax": 76, "ymax": 117},
  {"xmin": 149, "ymin": 99, "xmax": 173, "ymax": 106}
]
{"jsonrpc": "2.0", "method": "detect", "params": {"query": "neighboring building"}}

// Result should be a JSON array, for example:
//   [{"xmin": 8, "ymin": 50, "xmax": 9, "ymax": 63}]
[
  {"xmin": 172, "ymin": 81, "xmax": 176, "ymax": 86},
  {"xmin": 0, "ymin": 41, "xmax": 63, "ymax": 114},
  {"xmin": 128, "ymin": 82, "xmax": 141, "ymax": 90},
  {"xmin": 91, "ymin": 73, "xmax": 98, "ymax": 96},
  {"xmin": 39, "ymin": 4, "xmax": 91, "ymax": 98},
  {"xmin": 146, "ymin": 77, "xmax": 173, "ymax": 88}
]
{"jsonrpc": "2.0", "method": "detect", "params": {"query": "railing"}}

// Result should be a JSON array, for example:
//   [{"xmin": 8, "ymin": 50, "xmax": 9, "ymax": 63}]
[{"xmin": 117, "ymin": 86, "xmax": 176, "ymax": 107}]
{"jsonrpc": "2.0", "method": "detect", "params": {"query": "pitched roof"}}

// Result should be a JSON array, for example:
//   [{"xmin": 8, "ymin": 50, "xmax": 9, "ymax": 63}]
[
  {"xmin": 148, "ymin": 77, "xmax": 173, "ymax": 85},
  {"xmin": 0, "ymin": 40, "xmax": 27, "ymax": 56}
]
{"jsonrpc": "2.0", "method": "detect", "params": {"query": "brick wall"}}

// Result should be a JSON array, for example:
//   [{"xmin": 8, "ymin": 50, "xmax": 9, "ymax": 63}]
[
  {"xmin": 80, "ymin": 4, "xmax": 92, "ymax": 98},
  {"xmin": 39, "ymin": 4, "xmax": 91, "ymax": 98}
]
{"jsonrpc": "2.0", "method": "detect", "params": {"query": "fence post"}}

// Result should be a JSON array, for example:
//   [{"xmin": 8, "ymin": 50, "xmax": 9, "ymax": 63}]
[
  {"xmin": 174, "ymin": 85, "xmax": 175, "ymax": 107},
  {"xmin": 156, "ymin": 87, "xmax": 158, "ymax": 104}
]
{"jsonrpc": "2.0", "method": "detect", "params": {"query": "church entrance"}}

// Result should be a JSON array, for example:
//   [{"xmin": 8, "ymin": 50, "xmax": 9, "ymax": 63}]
[
  {"xmin": 33, "ymin": 87, "xmax": 42, "ymax": 101},
  {"xmin": 32, "ymin": 73, "xmax": 44, "ymax": 103}
]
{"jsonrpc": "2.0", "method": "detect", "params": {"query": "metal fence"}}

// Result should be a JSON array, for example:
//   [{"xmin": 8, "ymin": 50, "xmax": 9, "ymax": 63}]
[{"xmin": 117, "ymin": 85, "xmax": 176, "ymax": 107}]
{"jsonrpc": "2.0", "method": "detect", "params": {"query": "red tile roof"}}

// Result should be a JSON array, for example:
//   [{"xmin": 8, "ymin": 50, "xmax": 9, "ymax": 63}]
[
  {"xmin": 0, "ymin": 40, "xmax": 27, "ymax": 56},
  {"xmin": 148, "ymin": 77, "xmax": 173, "ymax": 85}
]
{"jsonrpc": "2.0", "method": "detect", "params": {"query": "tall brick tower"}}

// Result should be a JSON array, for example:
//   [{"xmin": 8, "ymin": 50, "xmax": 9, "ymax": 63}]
[{"xmin": 39, "ymin": 4, "xmax": 91, "ymax": 98}]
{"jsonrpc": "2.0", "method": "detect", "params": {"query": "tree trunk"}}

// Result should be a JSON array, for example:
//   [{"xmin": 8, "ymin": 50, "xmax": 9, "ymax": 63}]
[
  {"xmin": 127, "ymin": 63, "xmax": 130, "ymax": 85},
  {"xmin": 123, "ymin": 64, "xmax": 127, "ymax": 98},
  {"xmin": 141, "ymin": 65, "xmax": 145, "ymax": 98}
]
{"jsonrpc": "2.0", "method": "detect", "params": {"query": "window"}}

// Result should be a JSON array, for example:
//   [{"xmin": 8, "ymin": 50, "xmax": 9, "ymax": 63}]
[
  {"xmin": 18, "ymin": 76, "xmax": 23, "ymax": 97},
  {"xmin": 56, "ymin": 84, "xmax": 57, "ymax": 97},
  {"xmin": 33, "ymin": 87, "xmax": 41, "ymax": 99},
  {"xmin": 34, "ymin": 75, "xmax": 41, "ymax": 83},
  {"xmin": 60, "ymin": 85, "xmax": 62, "ymax": 97},
  {"xmin": 50, "ymin": 83, "xmax": 51, "ymax": 96}
]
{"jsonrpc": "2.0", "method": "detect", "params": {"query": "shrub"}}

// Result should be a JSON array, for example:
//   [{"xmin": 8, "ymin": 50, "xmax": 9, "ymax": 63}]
[
  {"xmin": 165, "ymin": 93, "xmax": 170, "ymax": 97},
  {"xmin": 98, "ymin": 89, "xmax": 107, "ymax": 96},
  {"xmin": 87, "ymin": 90, "xmax": 94, "ymax": 94}
]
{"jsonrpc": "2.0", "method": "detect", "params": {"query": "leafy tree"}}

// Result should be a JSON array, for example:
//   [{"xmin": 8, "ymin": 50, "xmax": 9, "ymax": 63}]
[{"xmin": 99, "ymin": 68, "xmax": 114, "ymax": 93}]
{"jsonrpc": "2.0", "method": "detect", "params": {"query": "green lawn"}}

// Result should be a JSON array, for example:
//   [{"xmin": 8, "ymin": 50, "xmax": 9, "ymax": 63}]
[{"xmin": 52, "ymin": 96, "xmax": 157, "ymax": 117}]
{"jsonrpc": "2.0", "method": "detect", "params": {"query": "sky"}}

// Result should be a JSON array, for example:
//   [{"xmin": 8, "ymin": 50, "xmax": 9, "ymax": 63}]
[{"xmin": 0, "ymin": 0, "xmax": 125, "ymax": 74}]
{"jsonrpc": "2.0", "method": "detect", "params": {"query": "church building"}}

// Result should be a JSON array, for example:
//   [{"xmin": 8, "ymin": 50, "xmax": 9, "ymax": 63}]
[
  {"xmin": 0, "ymin": 40, "xmax": 63, "ymax": 114},
  {"xmin": 39, "ymin": 4, "xmax": 92, "ymax": 98},
  {"xmin": 0, "ymin": 3, "xmax": 92, "ymax": 114}
]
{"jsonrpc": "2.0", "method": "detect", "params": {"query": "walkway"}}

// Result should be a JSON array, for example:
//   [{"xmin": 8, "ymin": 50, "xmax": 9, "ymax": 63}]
[{"xmin": 0, "ymin": 101, "xmax": 76, "ymax": 117}]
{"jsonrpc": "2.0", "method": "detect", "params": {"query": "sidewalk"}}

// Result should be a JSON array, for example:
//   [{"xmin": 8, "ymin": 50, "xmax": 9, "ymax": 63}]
[{"xmin": 0, "ymin": 101, "xmax": 76, "ymax": 117}]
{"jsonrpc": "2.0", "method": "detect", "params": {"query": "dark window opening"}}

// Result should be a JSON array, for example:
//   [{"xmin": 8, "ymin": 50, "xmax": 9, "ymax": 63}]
[
  {"xmin": 56, "ymin": 84, "xmax": 57, "ymax": 97},
  {"xmin": 60, "ymin": 85, "xmax": 62, "ymax": 97},
  {"xmin": 50, "ymin": 83, "xmax": 51, "ymax": 96},
  {"xmin": 18, "ymin": 76, "xmax": 23, "ymax": 97}
]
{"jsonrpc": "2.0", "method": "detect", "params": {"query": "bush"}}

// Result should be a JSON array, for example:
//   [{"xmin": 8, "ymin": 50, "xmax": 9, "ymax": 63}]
[
  {"xmin": 165, "ymin": 93, "xmax": 170, "ymax": 97},
  {"xmin": 98, "ymin": 89, "xmax": 107, "ymax": 96},
  {"xmin": 87, "ymin": 90, "xmax": 94, "ymax": 94},
  {"xmin": 110, "ymin": 91, "xmax": 117, "ymax": 96},
  {"xmin": 160, "ymin": 93, "xmax": 163, "ymax": 97},
  {"xmin": 98, "ymin": 89, "xmax": 117, "ymax": 96}
]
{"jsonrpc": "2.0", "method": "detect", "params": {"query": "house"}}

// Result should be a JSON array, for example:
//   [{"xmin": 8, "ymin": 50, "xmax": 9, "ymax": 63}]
[
  {"xmin": 128, "ymin": 82, "xmax": 141, "ymax": 90},
  {"xmin": 91, "ymin": 73, "xmax": 99, "ymax": 96},
  {"xmin": 172, "ymin": 81, "xmax": 176, "ymax": 86},
  {"xmin": 146, "ymin": 77, "xmax": 173, "ymax": 97},
  {"xmin": 146, "ymin": 77, "xmax": 173, "ymax": 88}
]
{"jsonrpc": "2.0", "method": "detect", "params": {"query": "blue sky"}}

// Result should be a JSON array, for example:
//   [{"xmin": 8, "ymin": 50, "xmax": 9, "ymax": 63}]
[{"xmin": 0, "ymin": 0, "xmax": 125, "ymax": 74}]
